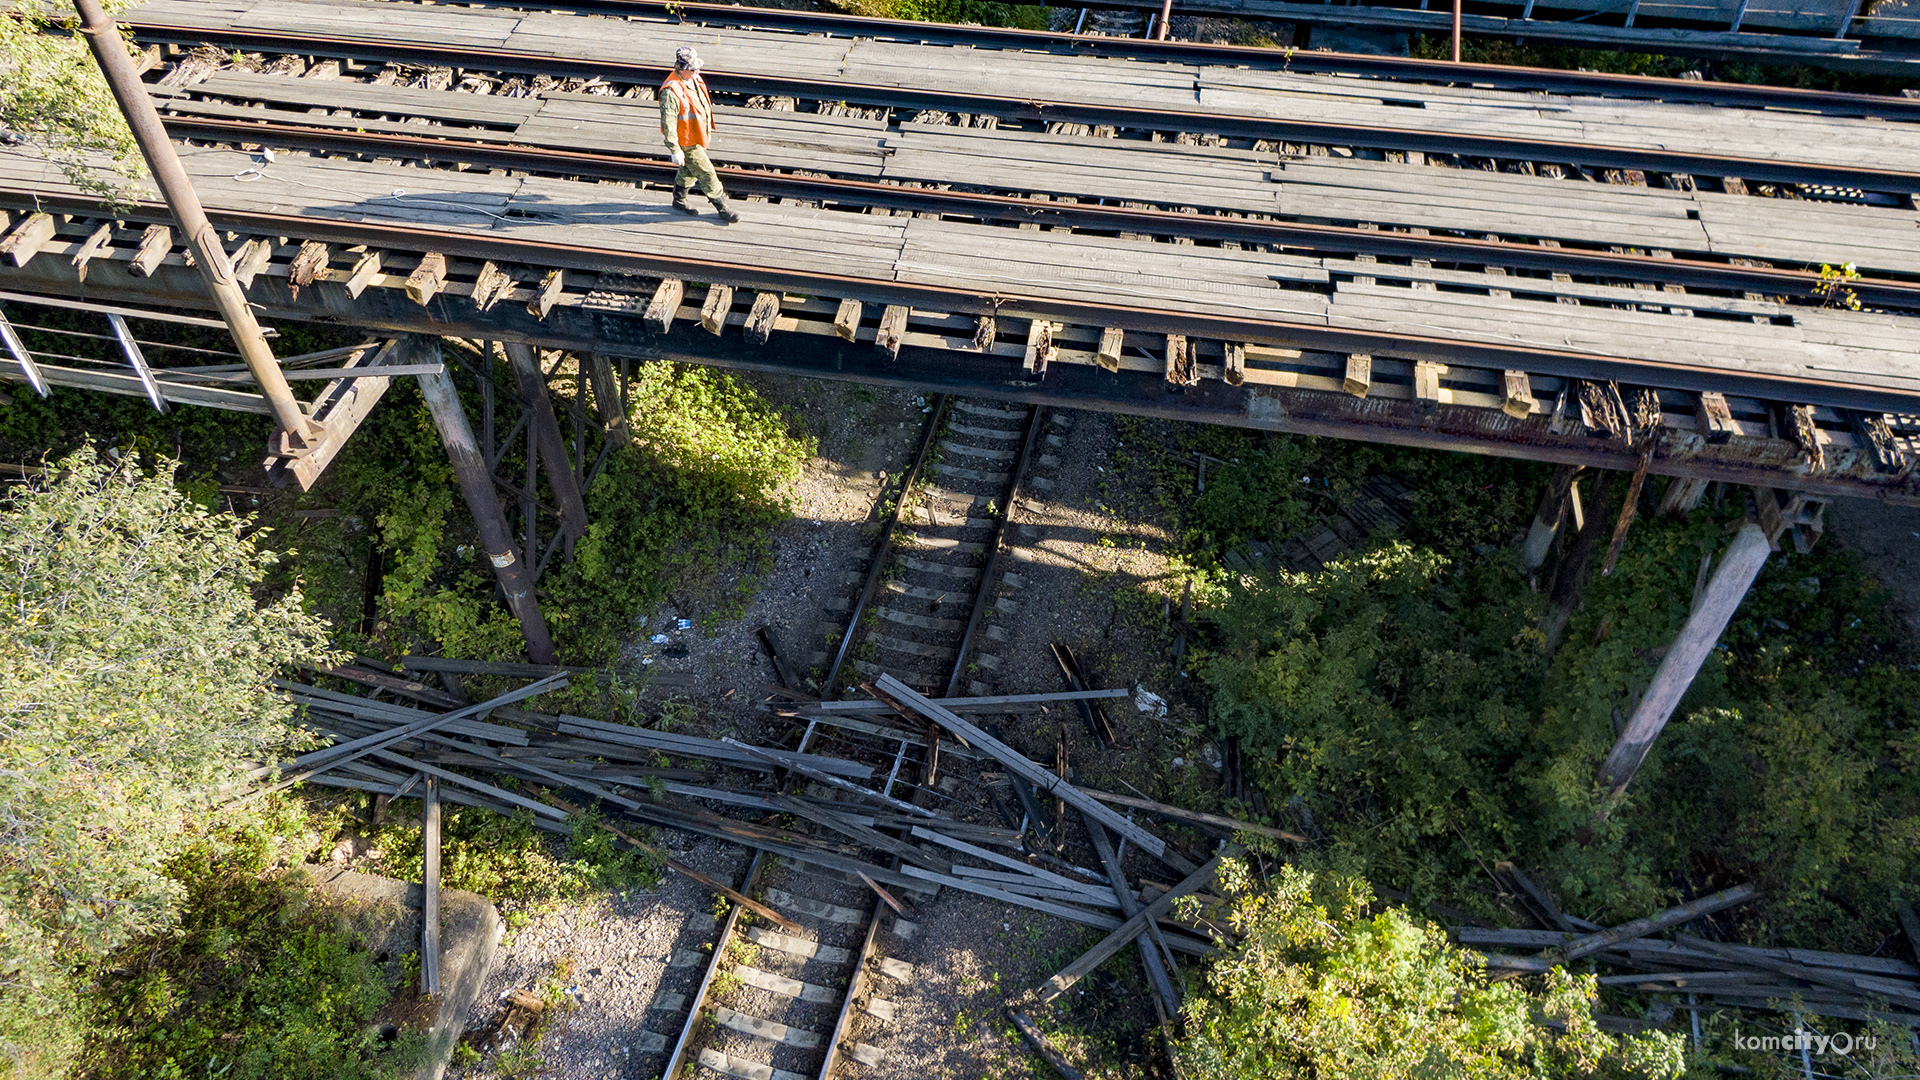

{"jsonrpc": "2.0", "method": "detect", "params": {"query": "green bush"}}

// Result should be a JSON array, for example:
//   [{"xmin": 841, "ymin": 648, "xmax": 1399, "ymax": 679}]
[
  {"xmin": 1179, "ymin": 862, "xmax": 1685, "ymax": 1080},
  {"xmin": 544, "ymin": 362, "xmax": 813, "ymax": 658},
  {"xmin": 79, "ymin": 808, "xmax": 423, "ymax": 1080},
  {"xmin": 0, "ymin": 450, "xmax": 335, "ymax": 1076},
  {"xmin": 364, "ymin": 804, "xmax": 661, "ymax": 910},
  {"xmin": 1191, "ymin": 465, "xmax": 1920, "ymax": 946},
  {"xmin": 1202, "ymin": 541, "xmax": 1547, "ymax": 900},
  {"xmin": 830, "ymin": 0, "xmax": 1051, "ymax": 30}
]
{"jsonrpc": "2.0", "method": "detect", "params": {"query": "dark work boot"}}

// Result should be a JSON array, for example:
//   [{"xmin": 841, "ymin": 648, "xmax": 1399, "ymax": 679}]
[
  {"xmin": 672, "ymin": 186, "xmax": 698, "ymax": 216},
  {"xmin": 709, "ymin": 192, "xmax": 741, "ymax": 225}
]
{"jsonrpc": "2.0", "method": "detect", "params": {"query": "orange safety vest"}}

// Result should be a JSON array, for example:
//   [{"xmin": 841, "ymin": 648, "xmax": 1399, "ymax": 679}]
[{"xmin": 662, "ymin": 69, "xmax": 713, "ymax": 149}]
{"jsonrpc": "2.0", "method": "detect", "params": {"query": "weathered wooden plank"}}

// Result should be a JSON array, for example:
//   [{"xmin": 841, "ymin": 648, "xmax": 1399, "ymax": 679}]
[
  {"xmin": 833, "ymin": 297, "xmax": 863, "ymax": 341},
  {"xmin": 744, "ymin": 290, "xmax": 782, "ymax": 346},
  {"xmin": 876, "ymin": 304, "xmax": 910, "ymax": 360},
  {"xmin": 1032, "ymin": 854, "xmax": 1227, "ymax": 1003},
  {"xmin": 1343, "ymin": 353, "xmax": 1372, "ymax": 397},
  {"xmin": 404, "ymin": 251, "xmax": 447, "ymax": 306},
  {"xmin": 701, "ymin": 283, "xmax": 735, "ymax": 336},
  {"xmin": 641, "ymin": 278, "xmax": 684, "ymax": 334},
  {"xmin": 0, "ymin": 213, "xmax": 59, "ymax": 267},
  {"xmin": 875, "ymin": 674, "xmax": 1170, "ymax": 859}
]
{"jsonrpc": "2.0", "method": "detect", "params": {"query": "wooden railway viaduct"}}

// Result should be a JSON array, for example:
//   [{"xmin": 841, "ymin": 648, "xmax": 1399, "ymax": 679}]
[{"xmin": 3, "ymin": 0, "xmax": 1918, "ymax": 796}]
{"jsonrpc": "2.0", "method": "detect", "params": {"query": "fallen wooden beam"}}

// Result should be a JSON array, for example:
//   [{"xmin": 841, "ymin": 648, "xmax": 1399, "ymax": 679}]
[
  {"xmin": 722, "ymin": 736, "xmax": 930, "ymax": 817},
  {"xmin": 1079, "ymin": 787, "xmax": 1306, "ymax": 843},
  {"xmin": 1484, "ymin": 884, "xmax": 1759, "ymax": 972},
  {"xmin": 875, "ymin": 674, "xmax": 1169, "ymax": 860},
  {"xmin": 534, "ymin": 788, "xmax": 803, "ymax": 934},
  {"xmin": 371, "ymin": 747, "xmax": 568, "ymax": 822},
  {"xmin": 422, "ymin": 776, "xmax": 442, "ymax": 994},
  {"xmin": 1033, "ymin": 853, "xmax": 1227, "ymax": 1003},
  {"xmin": 253, "ymin": 673, "xmax": 567, "ymax": 794},
  {"xmin": 303, "ymin": 662, "xmax": 464, "ymax": 708},
  {"xmin": 803, "ymin": 689, "xmax": 1129, "ymax": 714},
  {"xmin": 1007, "ymin": 1011, "xmax": 1085, "ymax": 1080},
  {"xmin": 397, "ymin": 655, "xmax": 592, "ymax": 679},
  {"xmin": 909, "ymin": 826, "xmax": 1096, "ymax": 894},
  {"xmin": 1678, "ymin": 936, "xmax": 1920, "ymax": 1009},
  {"xmin": 896, "ymin": 865, "xmax": 1211, "ymax": 956},
  {"xmin": 1896, "ymin": 899, "xmax": 1920, "ymax": 971},
  {"xmin": 767, "ymin": 794, "xmax": 951, "ymax": 875},
  {"xmin": 1085, "ymin": 813, "xmax": 1181, "ymax": 1024},
  {"xmin": 1498, "ymin": 861, "xmax": 1578, "ymax": 933}
]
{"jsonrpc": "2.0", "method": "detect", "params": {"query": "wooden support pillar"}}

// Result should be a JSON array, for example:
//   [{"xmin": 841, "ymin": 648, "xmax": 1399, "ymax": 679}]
[
  {"xmin": 1598, "ymin": 522, "xmax": 1771, "ymax": 795},
  {"xmin": 413, "ymin": 340, "xmax": 558, "ymax": 664},
  {"xmin": 422, "ymin": 775, "xmax": 442, "ymax": 995},
  {"xmin": 1600, "ymin": 445, "xmax": 1654, "ymax": 576},
  {"xmin": 1520, "ymin": 464, "xmax": 1581, "ymax": 572},
  {"xmin": 1659, "ymin": 476, "xmax": 1710, "ymax": 517},
  {"xmin": 1540, "ymin": 471, "xmax": 1615, "ymax": 653},
  {"xmin": 586, "ymin": 353, "xmax": 630, "ymax": 447},
  {"xmin": 503, "ymin": 342, "xmax": 589, "ymax": 547}
]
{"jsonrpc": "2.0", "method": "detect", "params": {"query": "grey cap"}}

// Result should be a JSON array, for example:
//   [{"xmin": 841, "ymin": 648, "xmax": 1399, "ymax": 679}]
[{"xmin": 675, "ymin": 46, "xmax": 701, "ymax": 70}]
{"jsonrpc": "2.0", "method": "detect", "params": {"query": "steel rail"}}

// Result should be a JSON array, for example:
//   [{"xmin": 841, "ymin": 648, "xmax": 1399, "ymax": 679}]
[
  {"xmin": 128, "ymin": 24, "xmax": 1920, "ymax": 193},
  {"xmin": 659, "ymin": 721, "xmax": 825, "ymax": 1080},
  {"xmin": 823, "ymin": 396, "xmax": 950, "ymax": 697},
  {"xmin": 943, "ymin": 406, "xmax": 1043, "ymax": 698},
  {"xmin": 816, "ymin": 895, "xmax": 887, "ymax": 1079},
  {"xmin": 158, "ymin": 114, "xmax": 1920, "ymax": 308},
  {"xmin": 9, "ymin": 185, "xmax": 1919, "ymax": 414},
  {"xmin": 162, "ymin": 0, "xmax": 1920, "ymax": 120},
  {"xmin": 814, "ymin": 739, "xmax": 918, "ymax": 1080}
]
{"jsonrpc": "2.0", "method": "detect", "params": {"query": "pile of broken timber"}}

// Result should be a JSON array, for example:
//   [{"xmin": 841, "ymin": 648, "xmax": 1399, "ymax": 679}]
[
  {"xmin": 1461, "ymin": 885, "xmax": 1920, "ymax": 1028},
  {"xmin": 271, "ymin": 660, "xmax": 1266, "ymax": 975}
]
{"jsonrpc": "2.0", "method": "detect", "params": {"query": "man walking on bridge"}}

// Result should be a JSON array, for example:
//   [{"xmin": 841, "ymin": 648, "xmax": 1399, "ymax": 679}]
[{"xmin": 661, "ymin": 46, "xmax": 739, "ymax": 224}]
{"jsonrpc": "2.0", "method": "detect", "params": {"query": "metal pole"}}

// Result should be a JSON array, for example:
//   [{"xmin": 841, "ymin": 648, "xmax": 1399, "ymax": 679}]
[
  {"xmin": 1453, "ymin": 0, "xmax": 1464, "ymax": 62},
  {"xmin": 413, "ymin": 338, "xmax": 559, "ymax": 664},
  {"xmin": 1156, "ymin": 0, "xmax": 1173, "ymax": 39},
  {"xmin": 0, "ymin": 306, "xmax": 50, "ymax": 398},
  {"xmin": 72, "ymin": 0, "xmax": 318, "ymax": 453}
]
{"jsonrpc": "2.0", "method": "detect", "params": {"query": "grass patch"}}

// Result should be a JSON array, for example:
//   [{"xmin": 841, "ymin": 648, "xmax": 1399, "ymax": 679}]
[{"xmin": 361, "ymin": 802, "xmax": 663, "ymax": 913}]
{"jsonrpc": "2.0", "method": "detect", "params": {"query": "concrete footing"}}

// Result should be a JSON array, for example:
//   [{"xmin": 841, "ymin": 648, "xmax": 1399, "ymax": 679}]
[{"xmin": 288, "ymin": 864, "xmax": 504, "ymax": 1080}]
